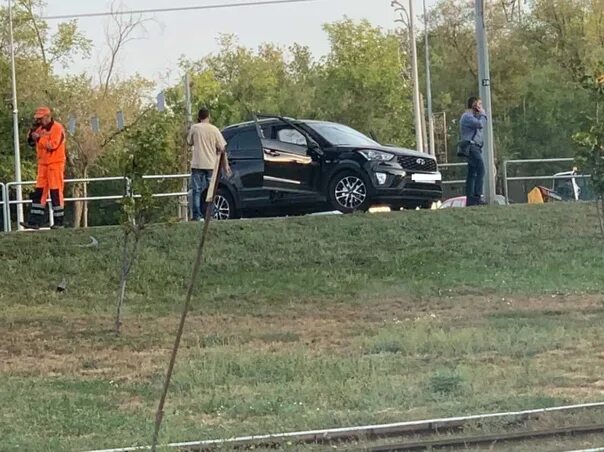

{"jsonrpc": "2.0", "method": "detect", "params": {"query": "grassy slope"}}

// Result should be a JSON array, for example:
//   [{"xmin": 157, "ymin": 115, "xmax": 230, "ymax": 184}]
[{"xmin": 1, "ymin": 203, "xmax": 603, "ymax": 451}]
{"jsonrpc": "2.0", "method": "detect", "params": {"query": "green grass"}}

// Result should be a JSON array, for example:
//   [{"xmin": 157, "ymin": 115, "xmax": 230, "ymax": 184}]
[
  {"xmin": 1, "ymin": 203, "xmax": 603, "ymax": 451},
  {"xmin": 0, "ymin": 203, "xmax": 603, "ymax": 316}
]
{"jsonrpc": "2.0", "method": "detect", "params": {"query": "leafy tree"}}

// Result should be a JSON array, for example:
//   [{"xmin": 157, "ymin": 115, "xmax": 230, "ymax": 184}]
[
  {"xmin": 114, "ymin": 109, "xmax": 180, "ymax": 334},
  {"xmin": 181, "ymin": 20, "xmax": 414, "ymax": 147},
  {"xmin": 317, "ymin": 19, "xmax": 414, "ymax": 146},
  {"xmin": 575, "ymin": 72, "xmax": 604, "ymax": 236},
  {"xmin": 181, "ymin": 34, "xmax": 291, "ymax": 127}
]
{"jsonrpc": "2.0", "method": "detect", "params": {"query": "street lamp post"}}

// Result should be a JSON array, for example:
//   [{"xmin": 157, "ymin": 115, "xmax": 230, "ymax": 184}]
[
  {"xmin": 424, "ymin": 0, "xmax": 435, "ymax": 157},
  {"xmin": 392, "ymin": 0, "xmax": 424, "ymax": 153},
  {"xmin": 8, "ymin": 0, "xmax": 24, "ymax": 228},
  {"xmin": 474, "ymin": 0, "xmax": 496, "ymax": 204}
]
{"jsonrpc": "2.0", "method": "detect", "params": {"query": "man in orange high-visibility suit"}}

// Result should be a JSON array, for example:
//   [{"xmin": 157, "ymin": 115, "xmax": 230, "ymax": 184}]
[{"xmin": 23, "ymin": 106, "xmax": 67, "ymax": 229}]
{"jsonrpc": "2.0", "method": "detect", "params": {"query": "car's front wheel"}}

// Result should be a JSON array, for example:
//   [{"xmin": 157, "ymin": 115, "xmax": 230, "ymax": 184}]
[
  {"xmin": 328, "ymin": 171, "xmax": 371, "ymax": 213},
  {"xmin": 212, "ymin": 188, "xmax": 237, "ymax": 220}
]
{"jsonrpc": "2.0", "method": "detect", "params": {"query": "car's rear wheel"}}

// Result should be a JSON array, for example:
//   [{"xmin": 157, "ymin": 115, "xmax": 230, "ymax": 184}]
[
  {"xmin": 212, "ymin": 188, "xmax": 237, "ymax": 220},
  {"xmin": 328, "ymin": 171, "xmax": 371, "ymax": 213}
]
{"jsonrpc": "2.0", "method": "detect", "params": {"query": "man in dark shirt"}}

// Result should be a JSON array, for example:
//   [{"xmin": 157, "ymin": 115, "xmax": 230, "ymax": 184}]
[{"xmin": 460, "ymin": 96, "xmax": 488, "ymax": 206}]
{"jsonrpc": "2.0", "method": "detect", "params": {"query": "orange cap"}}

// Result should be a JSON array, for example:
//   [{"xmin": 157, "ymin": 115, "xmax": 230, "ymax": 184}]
[{"xmin": 34, "ymin": 106, "xmax": 51, "ymax": 119}]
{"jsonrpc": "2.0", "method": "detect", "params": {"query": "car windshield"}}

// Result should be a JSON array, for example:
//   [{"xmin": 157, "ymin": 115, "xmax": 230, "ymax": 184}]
[{"xmin": 308, "ymin": 122, "xmax": 379, "ymax": 147}]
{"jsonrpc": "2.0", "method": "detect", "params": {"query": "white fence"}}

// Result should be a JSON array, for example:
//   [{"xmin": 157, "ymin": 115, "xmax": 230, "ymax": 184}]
[
  {"xmin": 1, "ymin": 174, "xmax": 190, "ymax": 232},
  {"xmin": 439, "ymin": 162, "xmax": 467, "ymax": 186},
  {"xmin": 1, "ymin": 182, "xmax": 7, "ymax": 232},
  {"xmin": 0, "ymin": 158, "xmax": 592, "ymax": 232}
]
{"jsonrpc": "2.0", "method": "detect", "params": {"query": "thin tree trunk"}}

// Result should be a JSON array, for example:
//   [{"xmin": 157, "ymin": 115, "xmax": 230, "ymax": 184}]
[
  {"xmin": 115, "ymin": 231, "xmax": 130, "ymax": 336},
  {"xmin": 597, "ymin": 197, "xmax": 604, "ymax": 238},
  {"xmin": 115, "ymin": 228, "xmax": 142, "ymax": 336},
  {"xmin": 73, "ymin": 184, "xmax": 84, "ymax": 228}
]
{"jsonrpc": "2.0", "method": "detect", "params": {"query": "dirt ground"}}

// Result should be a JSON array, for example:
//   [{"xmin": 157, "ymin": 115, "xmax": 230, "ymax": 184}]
[{"xmin": 2, "ymin": 294, "xmax": 602, "ymax": 381}]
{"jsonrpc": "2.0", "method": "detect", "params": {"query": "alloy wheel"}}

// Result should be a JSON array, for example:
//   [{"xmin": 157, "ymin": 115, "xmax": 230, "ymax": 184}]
[
  {"xmin": 334, "ymin": 176, "xmax": 367, "ymax": 210},
  {"xmin": 212, "ymin": 195, "xmax": 231, "ymax": 220}
]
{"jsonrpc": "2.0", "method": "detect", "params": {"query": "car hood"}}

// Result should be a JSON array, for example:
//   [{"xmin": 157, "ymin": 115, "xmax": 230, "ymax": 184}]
[
  {"xmin": 380, "ymin": 145, "xmax": 434, "ymax": 159},
  {"xmin": 336, "ymin": 144, "xmax": 434, "ymax": 159}
]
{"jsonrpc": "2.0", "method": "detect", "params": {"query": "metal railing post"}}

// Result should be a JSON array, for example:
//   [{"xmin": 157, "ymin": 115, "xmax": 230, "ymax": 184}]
[
  {"xmin": 503, "ymin": 160, "xmax": 509, "ymax": 205},
  {"xmin": 6, "ymin": 182, "xmax": 17, "ymax": 232},
  {"xmin": 1, "ymin": 183, "xmax": 7, "ymax": 232}
]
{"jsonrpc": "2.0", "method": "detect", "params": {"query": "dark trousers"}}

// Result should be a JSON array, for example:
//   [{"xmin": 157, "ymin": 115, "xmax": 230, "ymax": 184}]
[{"xmin": 465, "ymin": 146, "xmax": 485, "ymax": 206}]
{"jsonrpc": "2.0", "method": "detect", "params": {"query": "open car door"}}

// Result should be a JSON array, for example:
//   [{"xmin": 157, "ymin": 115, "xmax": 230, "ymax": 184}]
[{"xmin": 253, "ymin": 114, "xmax": 321, "ymax": 194}]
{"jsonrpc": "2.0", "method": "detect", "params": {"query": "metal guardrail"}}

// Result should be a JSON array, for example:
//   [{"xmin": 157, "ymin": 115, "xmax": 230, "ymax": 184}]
[
  {"xmin": 142, "ymin": 173, "xmax": 189, "ymax": 199},
  {"xmin": 439, "ymin": 163, "xmax": 468, "ymax": 168},
  {"xmin": 442, "ymin": 158, "xmax": 594, "ymax": 198},
  {"xmin": 439, "ymin": 162, "xmax": 467, "ymax": 186},
  {"xmin": 502, "ymin": 158, "xmax": 591, "ymax": 204},
  {"xmin": 4, "ymin": 177, "xmax": 130, "ymax": 232},
  {"xmin": 1, "ymin": 166, "xmax": 468, "ymax": 232},
  {"xmin": 1, "ymin": 158, "xmax": 593, "ymax": 232},
  {"xmin": 2, "ymin": 174, "xmax": 192, "ymax": 232}
]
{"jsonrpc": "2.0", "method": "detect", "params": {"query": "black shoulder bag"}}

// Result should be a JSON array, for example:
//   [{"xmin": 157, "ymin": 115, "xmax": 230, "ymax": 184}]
[{"xmin": 456, "ymin": 128, "xmax": 478, "ymax": 158}]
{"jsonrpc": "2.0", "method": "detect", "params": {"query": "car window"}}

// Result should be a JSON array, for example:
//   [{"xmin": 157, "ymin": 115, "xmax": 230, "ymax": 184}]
[
  {"xmin": 308, "ymin": 122, "xmax": 378, "ymax": 147},
  {"xmin": 227, "ymin": 129, "xmax": 260, "ymax": 155},
  {"xmin": 260, "ymin": 125, "xmax": 271, "ymax": 139},
  {"xmin": 277, "ymin": 128, "xmax": 307, "ymax": 146},
  {"xmin": 239, "ymin": 130, "xmax": 261, "ymax": 149},
  {"xmin": 226, "ymin": 133, "xmax": 241, "ymax": 154}
]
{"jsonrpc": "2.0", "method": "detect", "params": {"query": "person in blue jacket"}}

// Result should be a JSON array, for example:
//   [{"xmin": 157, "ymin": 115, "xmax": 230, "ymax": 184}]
[{"xmin": 460, "ymin": 96, "xmax": 488, "ymax": 206}]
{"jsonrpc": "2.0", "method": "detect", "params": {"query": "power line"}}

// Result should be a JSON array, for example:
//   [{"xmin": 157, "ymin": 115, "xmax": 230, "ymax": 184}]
[{"xmin": 40, "ymin": 0, "xmax": 320, "ymax": 21}]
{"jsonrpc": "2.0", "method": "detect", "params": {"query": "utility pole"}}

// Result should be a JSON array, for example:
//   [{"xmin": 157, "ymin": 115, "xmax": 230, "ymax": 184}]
[
  {"xmin": 9, "ymin": 0, "xmax": 24, "ymax": 228},
  {"xmin": 392, "ymin": 0, "xmax": 423, "ymax": 153},
  {"xmin": 424, "ymin": 0, "xmax": 435, "ymax": 157},
  {"xmin": 408, "ymin": 0, "xmax": 423, "ymax": 153},
  {"xmin": 420, "ymin": 93, "xmax": 428, "ymax": 153},
  {"xmin": 475, "ymin": 0, "xmax": 496, "ymax": 204}
]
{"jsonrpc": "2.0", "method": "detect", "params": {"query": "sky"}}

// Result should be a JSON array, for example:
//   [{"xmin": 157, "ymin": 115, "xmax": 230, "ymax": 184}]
[{"xmin": 42, "ymin": 0, "xmax": 438, "ymax": 87}]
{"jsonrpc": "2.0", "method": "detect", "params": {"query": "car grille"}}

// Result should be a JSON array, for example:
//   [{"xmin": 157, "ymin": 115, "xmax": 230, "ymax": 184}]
[{"xmin": 398, "ymin": 155, "xmax": 437, "ymax": 172}]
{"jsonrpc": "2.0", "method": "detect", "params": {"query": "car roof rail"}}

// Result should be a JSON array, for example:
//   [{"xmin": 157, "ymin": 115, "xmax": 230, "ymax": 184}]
[
  {"xmin": 255, "ymin": 113, "xmax": 297, "ymax": 121},
  {"xmin": 223, "ymin": 115, "xmax": 298, "ymax": 131}
]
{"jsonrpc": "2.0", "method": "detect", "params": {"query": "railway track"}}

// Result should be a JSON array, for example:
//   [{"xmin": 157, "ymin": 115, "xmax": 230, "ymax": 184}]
[
  {"xmin": 365, "ymin": 424, "xmax": 604, "ymax": 451},
  {"xmin": 87, "ymin": 402, "xmax": 604, "ymax": 452}
]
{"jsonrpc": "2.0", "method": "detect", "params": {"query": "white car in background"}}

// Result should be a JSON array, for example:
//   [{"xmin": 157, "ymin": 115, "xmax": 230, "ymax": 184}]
[{"xmin": 551, "ymin": 170, "xmax": 593, "ymax": 201}]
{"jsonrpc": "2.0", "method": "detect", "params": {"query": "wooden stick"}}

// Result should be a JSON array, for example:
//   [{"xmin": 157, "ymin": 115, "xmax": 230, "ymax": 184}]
[{"xmin": 150, "ymin": 151, "xmax": 225, "ymax": 451}]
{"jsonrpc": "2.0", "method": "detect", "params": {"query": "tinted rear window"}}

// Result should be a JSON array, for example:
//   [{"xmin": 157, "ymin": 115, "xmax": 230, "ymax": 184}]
[
  {"xmin": 227, "ymin": 129, "xmax": 260, "ymax": 152},
  {"xmin": 226, "ymin": 128, "xmax": 262, "ymax": 159}
]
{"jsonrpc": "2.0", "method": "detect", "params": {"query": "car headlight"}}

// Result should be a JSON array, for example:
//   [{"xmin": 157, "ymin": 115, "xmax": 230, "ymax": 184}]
[{"xmin": 359, "ymin": 150, "xmax": 395, "ymax": 161}]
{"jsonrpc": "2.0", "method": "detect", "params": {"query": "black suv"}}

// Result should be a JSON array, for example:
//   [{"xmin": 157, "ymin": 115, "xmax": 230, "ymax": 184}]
[{"xmin": 209, "ymin": 115, "xmax": 442, "ymax": 219}]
